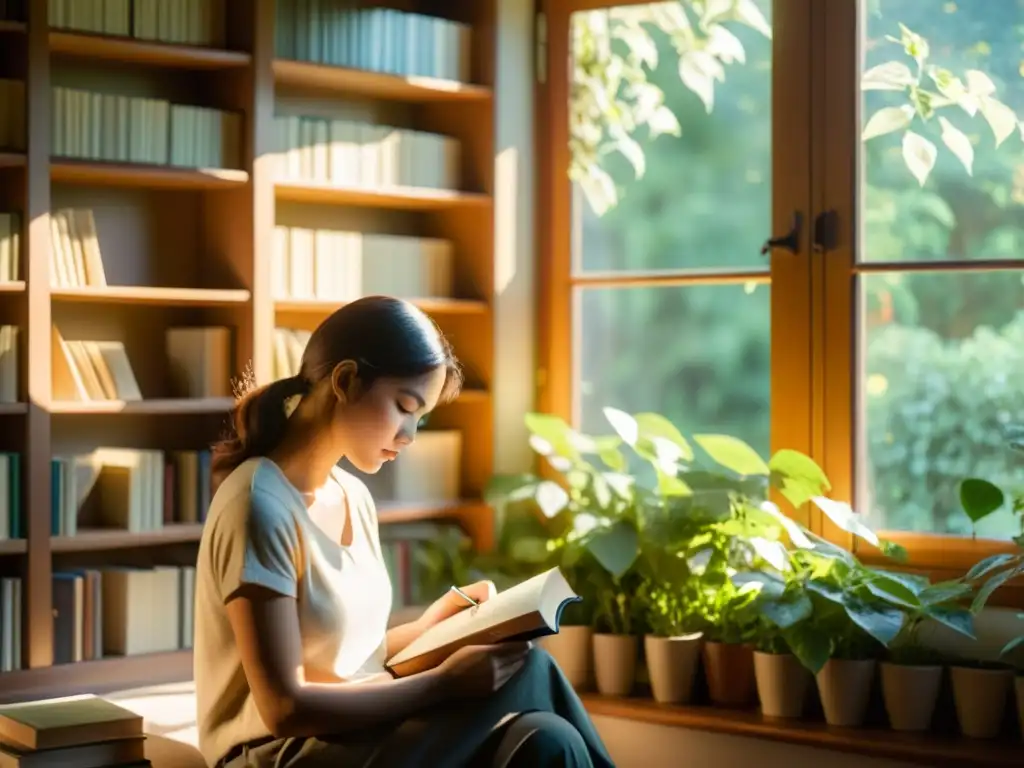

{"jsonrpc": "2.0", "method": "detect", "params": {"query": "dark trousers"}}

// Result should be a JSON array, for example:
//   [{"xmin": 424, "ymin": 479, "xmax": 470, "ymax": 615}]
[{"xmin": 223, "ymin": 647, "xmax": 615, "ymax": 768}]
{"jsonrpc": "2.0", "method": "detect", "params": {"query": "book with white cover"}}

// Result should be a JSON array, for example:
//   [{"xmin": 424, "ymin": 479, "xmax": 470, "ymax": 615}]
[{"xmin": 385, "ymin": 567, "xmax": 581, "ymax": 678}]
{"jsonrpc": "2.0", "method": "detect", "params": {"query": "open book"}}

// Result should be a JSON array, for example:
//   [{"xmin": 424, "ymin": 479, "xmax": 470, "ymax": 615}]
[{"xmin": 385, "ymin": 567, "xmax": 581, "ymax": 678}]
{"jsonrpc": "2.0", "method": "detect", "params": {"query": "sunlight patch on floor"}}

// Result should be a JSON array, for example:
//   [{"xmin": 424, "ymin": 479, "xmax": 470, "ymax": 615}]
[{"xmin": 107, "ymin": 680, "xmax": 199, "ymax": 746}]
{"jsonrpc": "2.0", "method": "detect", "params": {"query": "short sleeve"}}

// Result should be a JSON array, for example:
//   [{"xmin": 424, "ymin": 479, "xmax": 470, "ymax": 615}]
[{"xmin": 210, "ymin": 487, "xmax": 301, "ymax": 602}]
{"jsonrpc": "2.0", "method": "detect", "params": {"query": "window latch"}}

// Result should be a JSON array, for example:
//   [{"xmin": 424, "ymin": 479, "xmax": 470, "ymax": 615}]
[
  {"xmin": 760, "ymin": 212, "xmax": 802, "ymax": 256},
  {"xmin": 814, "ymin": 209, "xmax": 839, "ymax": 253}
]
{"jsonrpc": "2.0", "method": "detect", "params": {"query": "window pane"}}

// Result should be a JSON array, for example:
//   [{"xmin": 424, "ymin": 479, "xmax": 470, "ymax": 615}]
[
  {"xmin": 857, "ymin": 0, "xmax": 1024, "ymax": 538},
  {"xmin": 576, "ymin": 284, "xmax": 771, "ymax": 456},
  {"xmin": 860, "ymin": 271, "xmax": 1024, "ymax": 538},
  {"xmin": 569, "ymin": 1, "xmax": 772, "ymax": 273},
  {"xmin": 861, "ymin": 1, "xmax": 1024, "ymax": 263}
]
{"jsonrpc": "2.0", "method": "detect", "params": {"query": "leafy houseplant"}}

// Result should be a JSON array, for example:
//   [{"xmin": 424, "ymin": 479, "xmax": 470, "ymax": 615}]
[{"xmin": 640, "ymin": 581, "xmax": 704, "ymax": 705}]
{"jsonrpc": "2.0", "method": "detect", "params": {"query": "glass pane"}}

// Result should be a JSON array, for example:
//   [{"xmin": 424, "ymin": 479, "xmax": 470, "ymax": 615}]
[
  {"xmin": 861, "ymin": 1, "xmax": 1024, "ymax": 263},
  {"xmin": 576, "ymin": 284, "xmax": 771, "ymax": 456},
  {"xmin": 860, "ymin": 271, "xmax": 1024, "ymax": 538},
  {"xmin": 569, "ymin": 1, "xmax": 773, "ymax": 272}
]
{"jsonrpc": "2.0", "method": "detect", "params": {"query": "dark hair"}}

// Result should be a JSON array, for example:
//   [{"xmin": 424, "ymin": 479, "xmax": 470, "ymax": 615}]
[{"xmin": 211, "ymin": 296, "xmax": 462, "ymax": 487}]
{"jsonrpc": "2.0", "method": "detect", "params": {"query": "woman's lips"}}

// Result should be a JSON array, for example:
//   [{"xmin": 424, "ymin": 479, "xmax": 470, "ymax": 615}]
[{"xmin": 381, "ymin": 449, "xmax": 398, "ymax": 461}]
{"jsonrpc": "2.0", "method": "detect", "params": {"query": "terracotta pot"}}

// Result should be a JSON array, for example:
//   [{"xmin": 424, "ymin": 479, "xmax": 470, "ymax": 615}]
[
  {"xmin": 881, "ymin": 662, "xmax": 942, "ymax": 732},
  {"xmin": 539, "ymin": 626, "xmax": 593, "ymax": 691},
  {"xmin": 816, "ymin": 658, "xmax": 876, "ymax": 727},
  {"xmin": 1015, "ymin": 676, "xmax": 1024, "ymax": 740},
  {"xmin": 644, "ymin": 633, "xmax": 703, "ymax": 705},
  {"xmin": 951, "ymin": 665, "xmax": 1013, "ymax": 739},
  {"xmin": 754, "ymin": 652, "xmax": 811, "ymax": 719},
  {"xmin": 702, "ymin": 642, "xmax": 756, "ymax": 708},
  {"xmin": 592, "ymin": 633, "xmax": 639, "ymax": 697}
]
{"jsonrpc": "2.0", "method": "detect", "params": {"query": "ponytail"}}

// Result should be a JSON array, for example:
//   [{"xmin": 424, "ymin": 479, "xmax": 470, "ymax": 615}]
[{"xmin": 211, "ymin": 373, "xmax": 311, "ymax": 490}]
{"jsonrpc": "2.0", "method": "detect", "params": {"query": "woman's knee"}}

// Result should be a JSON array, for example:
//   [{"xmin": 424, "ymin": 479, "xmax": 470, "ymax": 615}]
[{"xmin": 494, "ymin": 712, "xmax": 591, "ymax": 768}]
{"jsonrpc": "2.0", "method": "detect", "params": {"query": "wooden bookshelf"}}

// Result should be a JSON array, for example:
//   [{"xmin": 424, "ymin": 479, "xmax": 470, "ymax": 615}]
[{"xmin": 0, "ymin": 0, "xmax": 498, "ymax": 698}]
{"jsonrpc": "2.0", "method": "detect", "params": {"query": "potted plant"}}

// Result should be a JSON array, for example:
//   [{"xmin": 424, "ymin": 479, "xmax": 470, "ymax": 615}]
[
  {"xmin": 951, "ymin": 477, "xmax": 1023, "ymax": 739},
  {"xmin": 997, "ymin": 616, "xmax": 1024, "ymax": 740},
  {"xmin": 872, "ymin": 576, "xmax": 975, "ymax": 732},
  {"xmin": 639, "ymin": 576, "xmax": 704, "ymax": 704}
]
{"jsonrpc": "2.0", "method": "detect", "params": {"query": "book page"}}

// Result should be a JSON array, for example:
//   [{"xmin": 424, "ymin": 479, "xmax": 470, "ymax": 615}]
[{"xmin": 387, "ymin": 568, "xmax": 558, "ymax": 666}]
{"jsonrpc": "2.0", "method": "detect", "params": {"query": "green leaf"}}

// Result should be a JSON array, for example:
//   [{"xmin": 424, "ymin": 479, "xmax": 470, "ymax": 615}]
[
  {"xmin": 902, "ymin": 130, "xmax": 937, "ymax": 187},
  {"xmin": 484, "ymin": 473, "xmax": 539, "ymax": 504},
  {"xmin": 865, "ymin": 574, "xmax": 921, "ymax": 609},
  {"xmin": 657, "ymin": 471, "xmax": 692, "ymax": 498},
  {"xmin": 811, "ymin": 497, "xmax": 879, "ymax": 546},
  {"xmin": 768, "ymin": 450, "xmax": 831, "ymax": 508},
  {"xmin": 843, "ymin": 595, "xmax": 906, "ymax": 647},
  {"xmin": 510, "ymin": 536, "xmax": 550, "ymax": 564},
  {"xmin": 878, "ymin": 539, "xmax": 909, "ymax": 562},
  {"xmin": 919, "ymin": 580, "xmax": 973, "ymax": 606},
  {"xmin": 585, "ymin": 520, "xmax": 639, "ymax": 579},
  {"xmin": 603, "ymin": 407, "xmax": 638, "ymax": 445},
  {"xmin": 861, "ymin": 60, "xmax": 916, "ymax": 91},
  {"xmin": 1001, "ymin": 635, "xmax": 1024, "ymax": 657},
  {"xmin": 965, "ymin": 553, "xmax": 1017, "ymax": 581},
  {"xmin": 634, "ymin": 412, "xmax": 694, "ymax": 461},
  {"xmin": 762, "ymin": 591, "xmax": 813, "ymax": 630},
  {"xmin": 965, "ymin": 69, "xmax": 997, "ymax": 96},
  {"xmin": 979, "ymin": 97, "xmax": 1018, "ymax": 148},
  {"xmin": 971, "ymin": 567, "xmax": 1018, "ymax": 613},
  {"xmin": 693, "ymin": 434, "xmax": 770, "ymax": 476},
  {"xmin": 534, "ymin": 480, "xmax": 570, "ymax": 518},
  {"xmin": 862, "ymin": 105, "xmax": 914, "ymax": 141},
  {"xmin": 785, "ymin": 626, "xmax": 832, "ymax": 674},
  {"xmin": 925, "ymin": 605, "xmax": 976, "ymax": 640},
  {"xmin": 678, "ymin": 51, "xmax": 723, "ymax": 113},
  {"xmin": 734, "ymin": 0, "xmax": 772, "ymax": 39},
  {"xmin": 938, "ymin": 116, "xmax": 974, "ymax": 175},
  {"xmin": 960, "ymin": 478, "xmax": 1005, "ymax": 523},
  {"xmin": 524, "ymin": 413, "xmax": 580, "ymax": 460}
]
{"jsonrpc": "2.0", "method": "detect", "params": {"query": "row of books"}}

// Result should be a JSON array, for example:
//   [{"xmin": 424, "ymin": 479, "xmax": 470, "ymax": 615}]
[
  {"xmin": 50, "ymin": 448, "xmax": 211, "ymax": 537},
  {"xmin": 54, "ymin": 324, "xmax": 231, "ymax": 403},
  {"xmin": 50, "ymin": 208, "xmax": 106, "ymax": 288},
  {"xmin": 0, "ymin": 0, "xmax": 24, "ymax": 22},
  {"xmin": 0, "ymin": 212, "xmax": 21, "ymax": 283},
  {"xmin": 272, "ymin": 115, "xmax": 461, "ymax": 191},
  {"xmin": 50, "ymin": 0, "xmax": 221, "ymax": 46},
  {"xmin": 53, "ymin": 86, "xmax": 242, "ymax": 169},
  {"xmin": 52, "ymin": 565, "xmax": 196, "ymax": 664},
  {"xmin": 0, "ymin": 452, "xmax": 22, "ymax": 540},
  {"xmin": 275, "ymin": 1, "xmax": 472, "ymax": 83},
  {"xmin": 0, "ymin": 325, "xmax": 16, "ymax": 404},
  {"xmin": 0, "ymin": 79, "xmax": 24, "ymax": 152},
  {"xmin": 272, "ymin": 226, "xmax": 454, "ymax": 303},
  {"xmin": 0, "ymin": 576, "xmax": 21, "ymax": 672}
]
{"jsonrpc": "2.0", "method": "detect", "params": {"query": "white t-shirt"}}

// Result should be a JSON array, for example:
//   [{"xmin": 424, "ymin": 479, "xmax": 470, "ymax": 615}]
[{"xmin": 193, "ymin": 457, "xmax": 394, "ymax": 767}]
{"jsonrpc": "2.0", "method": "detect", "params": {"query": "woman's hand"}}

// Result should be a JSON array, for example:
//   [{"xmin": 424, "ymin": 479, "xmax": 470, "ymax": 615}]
[
  {"xmin": 417, "ymin": 580, "xmax": 497, "ymax": 630},
  {"xmin": 433, "ymin": 642, "xmax": 532, "ymax": 699}
]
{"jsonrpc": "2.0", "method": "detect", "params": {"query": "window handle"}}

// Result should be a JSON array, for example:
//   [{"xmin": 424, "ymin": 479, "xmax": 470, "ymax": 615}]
[
  {"xmin": 760, "ymin": 212, "xmax": 802, "ymax": 256},
  {"xmin": 814, "ymin": 209, "xmax": 839, "ymax": 253}
]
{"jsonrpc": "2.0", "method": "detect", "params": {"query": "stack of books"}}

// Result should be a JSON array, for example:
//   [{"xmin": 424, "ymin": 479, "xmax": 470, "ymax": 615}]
[{"xmin": 0, "ymin": 694, "xmax": 149, "ymax": 766}]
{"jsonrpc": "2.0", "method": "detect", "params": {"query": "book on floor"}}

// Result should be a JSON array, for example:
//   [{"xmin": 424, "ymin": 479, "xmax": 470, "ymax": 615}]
[{"xmin": 385, "ymin": 567, "xmax": 581, "ymax": 678}]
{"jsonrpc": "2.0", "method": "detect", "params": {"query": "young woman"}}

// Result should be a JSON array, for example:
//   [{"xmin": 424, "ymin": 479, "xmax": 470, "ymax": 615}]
[{"xmin": 193, "ymin": 297, "xmax": 614, "ymax": 768}]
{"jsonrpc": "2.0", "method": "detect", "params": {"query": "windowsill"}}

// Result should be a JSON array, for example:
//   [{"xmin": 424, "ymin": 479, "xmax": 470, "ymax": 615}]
[{"xmin": 581, "ymin": 694, "xmax": 1021, "ymax": 766}]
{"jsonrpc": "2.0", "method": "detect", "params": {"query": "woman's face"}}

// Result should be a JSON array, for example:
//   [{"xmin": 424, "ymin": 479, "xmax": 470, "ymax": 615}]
[{"xmin": 334, "ymin": 365, "xmax": 448, "ymax": 474}]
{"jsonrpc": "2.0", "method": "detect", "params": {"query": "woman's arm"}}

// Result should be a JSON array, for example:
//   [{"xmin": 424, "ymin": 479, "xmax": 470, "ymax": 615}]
[
  {"xmin": 226, "ymin": 583, "xmax": 445, "ymax": 738},
  {"xmin": 386, "ymin": 618, "xmax": 427, "ymax": 658}
]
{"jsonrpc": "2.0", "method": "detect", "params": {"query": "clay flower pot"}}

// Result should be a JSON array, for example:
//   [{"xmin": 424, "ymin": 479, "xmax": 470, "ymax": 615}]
[
  {"xmin": 950, "ymin": 665, "xmax": 1013, "ymax": 739},
  {"xmin": 592, "ymin": 633, "xmax": 639, "ymax": 697},
  {"xmin": 754, "ymin": 651, "xmax": 812, "ymax": 719},
  {"xmin": 644, "ymin": 633, "xmax": 703, "ymax": 705},
  {"xmin": 880, "ymin": 662, "xmax": 943, "ymax": 732},
  {"xmin": 702, "ymin": 642, "xmax": 756, "ymax": 708},
  {"xmin": 816, "ymin": 658, "xmax": 876, "ymax": 727},
  {"xmin": 540, "ymin": 625, "xmax": 593, "ymax": 691}
]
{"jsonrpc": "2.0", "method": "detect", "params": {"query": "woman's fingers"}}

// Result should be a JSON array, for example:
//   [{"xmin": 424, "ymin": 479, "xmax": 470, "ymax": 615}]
[{"xmin": 459, "ymin": 580, "xmax": 497, "ymax": 603}]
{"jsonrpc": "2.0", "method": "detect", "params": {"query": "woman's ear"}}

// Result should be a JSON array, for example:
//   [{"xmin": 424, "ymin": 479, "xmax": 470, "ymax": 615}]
[{"xmin": 330, "ymin": 360, "xmax": 361, "ymax": 404}]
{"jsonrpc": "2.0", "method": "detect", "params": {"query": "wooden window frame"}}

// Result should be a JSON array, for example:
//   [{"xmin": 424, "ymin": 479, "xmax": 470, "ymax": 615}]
[{"xmin": 536, "ymin": 0, "xmax": 1024, "ymax": 606}]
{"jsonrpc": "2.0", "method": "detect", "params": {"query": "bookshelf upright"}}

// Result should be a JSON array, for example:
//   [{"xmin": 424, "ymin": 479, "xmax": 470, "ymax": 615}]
[{"xmin": 0, "ymin": 0, "xmax": 497, "ymax": 703}]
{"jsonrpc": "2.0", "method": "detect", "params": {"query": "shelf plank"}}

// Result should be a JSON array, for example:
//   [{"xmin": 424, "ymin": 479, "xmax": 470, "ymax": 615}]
[
  {"xmin": 0, "ymin": 402, "xmax": 27, "ymax": 415},
  {"xmin": 0, "ymin": 651, "xmax": 194, "ymax": 705},
  {"xmin": 52, "ymin": 524, "xmax": 204, "ymax": 553},
  {"xmin": 49, "ymin": 31, "xmax": 252, "ymax": 69},
  {"xmin": 0, "ymin": 20, "xmax": 25, "ymax": 35},
  {"xmin": 50, "ymin": 397, "xmax": 233, "ymax": 415},
  {"xmin": 51, "ymin": 160, "xmax": 249, "ymax": 190},
  {"xmin": 0, "ymin": 152, "xmax": 26, "ymax": 168},
  {"xmin": 273, "ymin": 59, "xmax": 492, "ymax": 103},
  {"xmin": 378, "ymin": 499, "xmax": 492, "ymax": 548},
  {"xmin": 581, "ymin": 694, "xmax": 1021, "ymax": 768},
  {"xmin": 275, "ymin": 180, "xmax": 491, "ymax": 211},
  {"xmin": 275, "ymin": 297, "xmax": 489, "ymax": 317},
  {"xmin": 0, "ymin": 281, "xmax": 25, "ymax": 293},
  {"xmin": 51, "ymin": 285, "xmax": 252, "ymax": 307},
  {"xmin": 0, "ymin": 538, "xmax": 26, "ymax": 555}
]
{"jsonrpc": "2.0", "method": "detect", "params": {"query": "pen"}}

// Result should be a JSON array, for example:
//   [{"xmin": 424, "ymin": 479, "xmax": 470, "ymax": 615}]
[{"xmin": 449, "ymin": 585, "xmax": 479, "ymax": 607}]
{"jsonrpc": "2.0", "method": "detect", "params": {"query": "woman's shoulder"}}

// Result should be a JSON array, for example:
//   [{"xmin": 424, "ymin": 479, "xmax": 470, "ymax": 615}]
[{"xmin": 205, "ymin": 458, "xmax": 301, "ymax": 535}]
